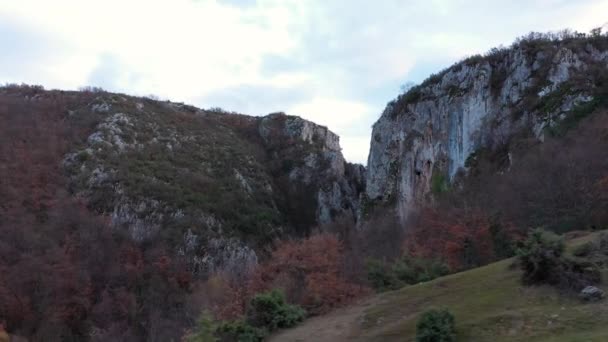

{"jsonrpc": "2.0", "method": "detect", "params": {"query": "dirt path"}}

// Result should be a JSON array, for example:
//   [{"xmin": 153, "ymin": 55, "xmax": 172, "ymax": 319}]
[{"xmin": 269, "ymin": 296, "xmax": 380, "ymax": 342}]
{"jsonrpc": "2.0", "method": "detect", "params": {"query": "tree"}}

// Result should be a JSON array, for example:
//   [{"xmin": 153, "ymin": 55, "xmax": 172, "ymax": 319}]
[
  {"xmin": 406, "ymin": 208, "xmax": 496, "ymax": 270},
  {"xmin": 250, "ymin": 233, "xmax": 369, "ymax": 315},
  {"xmin": 186, "ymin": 313, "xmax": 218, "ymax": 342},
  {"xmin": 416, "ymin": 309, "xmax": 455, "ymax": 342},
  {"xmin": 517, "ymin": 229, "xmax": 564, "ymax": 285}
]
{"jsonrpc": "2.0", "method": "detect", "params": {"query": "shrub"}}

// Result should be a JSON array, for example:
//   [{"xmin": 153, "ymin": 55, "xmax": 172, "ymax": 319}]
[
  {"xmin": 246, "ymin": 289, "xmax": 305, "ymax": 331},
  {"xmin": 394, "ymin": 257, "xmax": 450, "ymax": 284},
  {"xmin": 186, "ymin": 312, "xmax": 218, "ymax": 342},
  {"xmin": 365, "ymin": 258, "xmax": 399, "ymax": 291},
  {"xmin": 517, "ymin": 229, "xmax": 565, "ymax": 285},
  {"xmin": 572, "ymin": 242, "xmax": 596, "ymax": 257},
  {"xmin": 431, "ymin": 172, "xmax": 449, "ymax": 195},
  {"xmin": 415, "ymin": 308, "xmax": 456, "ymax": 342},
  {"xmin": 518, "ymin": 229, "xmax": 600, "ymax": 291},
  {"xmin": 572, "ymin": 233, "xmax": 608, "ymax": 258},
  {"xmin": 186, "ymin": 313, "xmax": 267, "ymax": 342},
  {"xmin": 216, "ymin": 320, "xmax": 267, "ymax": 342},
  {"xmin": 78, "ymin": 86, "xmax": 105, "ymax": 93},
  {"xmin": 366, "ymin": 257, "xmax": 450, "ymax": 292}
]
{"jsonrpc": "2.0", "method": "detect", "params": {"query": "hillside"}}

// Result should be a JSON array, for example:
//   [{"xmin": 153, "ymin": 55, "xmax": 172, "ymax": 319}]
[
  {"xmin": 271, "ymin": 231, "xmax": 608, "ymax": 342},
  {"xmin": 0, "ymin": 86, "xmax": 364, "ymax": 274},
  {"xmin": 0, "ymin": 85, "xmax": 364, "ymax": 341}
]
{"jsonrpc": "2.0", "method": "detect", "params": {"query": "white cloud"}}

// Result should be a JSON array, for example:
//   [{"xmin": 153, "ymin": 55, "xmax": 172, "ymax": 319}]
[
  {"xmin": 288, "ymin": 98, "xmax": 371, "ymax": 131},
  {"xmin": 0, "ymin": 0, "xmax": 296, "ymax": 97},
  {"xmin": 288, "ymin": 97, "xmax": 377, "ymax": 163},
  {"xmin": 1, "ymin": 0, "xmax": 607, "ymax": 164}
]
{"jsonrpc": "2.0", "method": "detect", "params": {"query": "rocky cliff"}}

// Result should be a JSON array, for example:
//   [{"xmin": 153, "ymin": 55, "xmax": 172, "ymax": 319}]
[
  {"xmin": 60, "ymin": 95, "xmax": 363, "ymax": 275},
  {"xmin": 366, "ymin": 33, "xmax": 608, "ymax": 220}
]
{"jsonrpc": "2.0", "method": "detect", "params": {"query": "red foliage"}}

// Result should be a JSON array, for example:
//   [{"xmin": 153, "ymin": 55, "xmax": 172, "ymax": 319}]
[
  {"xmin": 186, "ymin": 274, "xmax": 249, "ymax": 321},
  {"xmin": 406, "ymin": 208, "xmax": 506, "ymax": 270},
  {"xmin": 250, "ymin": 233, "xmax": 370, "ymax": 315},
  {"xmin": 0, "ymin": 90, "xmax": 195, "ymax": 341}
]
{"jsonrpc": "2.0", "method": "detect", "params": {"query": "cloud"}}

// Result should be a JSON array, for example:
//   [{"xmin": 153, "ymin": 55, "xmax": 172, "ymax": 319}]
[
  {"xmin": 87, "ymin": 54, "xmax": 145, "ymax": 93},
  {"xmin": 0, "ymin": 15, "xmax": 93, "ymax": 89},
  {"xmin": 287, "ymin": 97, "xmax": 377, "ymax": 165},
  {"xmin": 1, "ymin": 0, "xmax": 607, "ymax": 163},
  {"xmin": 197, "ymin": 83, "xmax": 314, "ymax": 115}
]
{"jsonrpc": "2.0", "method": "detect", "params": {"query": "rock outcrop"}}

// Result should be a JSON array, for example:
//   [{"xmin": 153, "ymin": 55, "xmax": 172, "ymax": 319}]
[
  {"xmin": 579, "ymin": 286, "xmax": 605, "ymax": 302},
  {"xmin": 366, "ymin": 35, "xmax": 608, "ymax": 220},
  {"xmin": 257, "ymin": 113, "xmax": 364, "ymax": 225},
  {"xmin": 63, "ymin": 99, "xmax": 363, "ymax": 275}
]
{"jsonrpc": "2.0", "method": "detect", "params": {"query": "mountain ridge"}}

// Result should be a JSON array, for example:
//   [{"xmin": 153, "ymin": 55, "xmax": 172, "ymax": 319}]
[{"xmin": 366, "ymin": 30, "xmax": 608, "ymax": 220}]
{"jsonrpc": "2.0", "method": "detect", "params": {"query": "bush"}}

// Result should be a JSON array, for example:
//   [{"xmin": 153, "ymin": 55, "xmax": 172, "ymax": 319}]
[
  {"xmin": 415, "ymin": 308, "xmax": 456, "ymax": 342},
  {"xmin": 572, "ymin": 242, "xmax": 596, "ymax": 257},
  {"xmin": 187, "ymin": 313, "xmax": 267, "ymax": 342},
  {"xmin": 517, "ymin": 229, "xmax": 565, "ymax": 285},
  {"xmin": 366, "ymin": 258, "xmax": 399, "ymax": 291},
  {"xmin": 246, "ymin": 290, "xmax": 306, "ymax": 331},
  {"xmin": 518, "ymin": 229, "xmax": 600, "ymax": 291},
  {"xmin": 392, "ymin": 257, "xmax": 449, "ymax": 285},
  {"xmin": 216, "ymin": 320, "xmax": 267, "ymax": 342},
  {"xmin": 366, "ymin": 257, "xmax": 450, "ymax": 292},
  {"xmin": 572, "ymin": 233, "xmax": 608, "ymax": 259},
  {"xmin": 186, "ymin": 312, "xmax": 218, "ymax": 342}
]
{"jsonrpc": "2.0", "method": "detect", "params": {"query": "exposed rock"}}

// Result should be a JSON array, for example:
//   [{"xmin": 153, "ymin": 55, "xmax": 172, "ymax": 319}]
[
  {"xmin": 86, "ymin": 112, "xmax": 135, "ymax": 153},
  {"xmin": 193, "ymin": 238, "xmax": 259, "ymax": 278},
  {"xmin": 256, "ymin": 113, "xmax": 363, "ymax": 225},
  {"xmin": 234, "ymin": 169, "xmax": 253, "ymax": 194},
  {"xmin": 366, "ymin": 38, "xmax": 608, "ymax": 221},
  {"xmin": 91, "ymin": 101, "xmax": 111, "ymax": 113},
  {"xmin": 64, "ymin": 103, "xmax": 363, "ymax": 275},
  {"xmin": 579, "ymin": 286, "xmax": 605, "ymax": 302}
]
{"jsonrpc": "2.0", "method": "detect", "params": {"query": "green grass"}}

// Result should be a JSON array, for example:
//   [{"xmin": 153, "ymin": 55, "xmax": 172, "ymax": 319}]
[
  {"xmin": 430, "ymin": 169, "xmax": 449, "ymax": 195},
  {"xmin": 357, "ymin": 231, "xmax": 608, "ymax": 342}
]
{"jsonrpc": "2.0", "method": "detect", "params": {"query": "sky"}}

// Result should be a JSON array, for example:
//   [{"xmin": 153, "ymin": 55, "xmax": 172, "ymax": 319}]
[{"xmin": 1, "ymin": 0, "xmax": 607, "ymax": 164}]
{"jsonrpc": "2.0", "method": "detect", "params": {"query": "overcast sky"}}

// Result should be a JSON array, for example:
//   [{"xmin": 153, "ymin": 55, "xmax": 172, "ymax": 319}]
[{"xmin": 1, "ymin": 0, "xmax": 606, "ymax": 163}]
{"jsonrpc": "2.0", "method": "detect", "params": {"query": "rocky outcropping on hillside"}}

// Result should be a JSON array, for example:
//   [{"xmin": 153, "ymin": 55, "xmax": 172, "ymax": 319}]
[
  {"xmin": 63, "ymin": 97, "xmax": 363, "ymax": 275},
  {"xmin": 366, "ymin": 34, "xmax": 608, "ymax": 220},
  {"xmin": 256, "ymin": 113, "xmax": 364, "ymax": 225}
]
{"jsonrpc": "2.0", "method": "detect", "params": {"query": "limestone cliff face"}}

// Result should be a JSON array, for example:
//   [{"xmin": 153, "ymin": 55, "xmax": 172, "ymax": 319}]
[
  {"xmin": 366, "ymin": 37, "xmax": 608, "ymax": 219},
  {"xmin": 257, "ymin": 113, "xmax": 364, "ymax": 225},
  {"xmin": 63, "ymin": 99, "xmax": 363, "ymax": 275}
]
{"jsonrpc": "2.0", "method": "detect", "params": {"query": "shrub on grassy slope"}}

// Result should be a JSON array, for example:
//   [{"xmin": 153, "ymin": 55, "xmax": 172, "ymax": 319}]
[
  {"xmin": 415, "ymin": 308, "xmax": 456, "ymax": 342},
  {"xmin": 216, "ymin": 320, "xmax": 267, "ymax": 342},
  {"xmin": 518, "ymin": 229, "xmax": 565, "ymax": 285},
  {"xmin": 518, "ymin": 229, "xmax": 600, "ymax": 291},
  {"xmin": 187, "ymin": 290, "xmax": 305, "ymax": 342},
  {"xmin": 246, "ymin": 289, "xmax": 306, "ymax": 331},
  {"xmin": 366, "ymin": 257, "xmax": 449, "ymax": 292}
]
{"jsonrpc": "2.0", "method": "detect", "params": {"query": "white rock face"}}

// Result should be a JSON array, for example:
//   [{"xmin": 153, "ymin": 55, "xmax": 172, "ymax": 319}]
[
  {"xmin": 259, "ymin": 113, "xmax": 364, "ymax": 225},
  {"xmin": 366, "ymin": 42, "xmax": 608, "ymax": 221}
]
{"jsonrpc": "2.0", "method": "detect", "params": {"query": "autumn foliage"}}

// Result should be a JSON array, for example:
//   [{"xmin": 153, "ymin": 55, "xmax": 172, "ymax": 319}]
[
  {"xmin": 404, "ymin": 112, "xmax": 608, "ymax": 272},
  {"xmin": 0, "ymin": 87, "xmax": 195, "ymax": 341},
  {"xmin": 406, "ymin": 208, "xmax": 507, "ymax": 270},
  {"xmin": 1, "ymin": 84, "xmax": 607, "ymax": 340},
  {"xmin": 250, "ymin": 233, "xmax": 370, "ymax": 315}
]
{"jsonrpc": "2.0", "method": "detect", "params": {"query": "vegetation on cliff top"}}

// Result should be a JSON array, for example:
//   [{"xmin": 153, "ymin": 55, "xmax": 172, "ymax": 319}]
[{"xmin": 390, "ymin": 27, "xmax": 608, "ymax": 117}]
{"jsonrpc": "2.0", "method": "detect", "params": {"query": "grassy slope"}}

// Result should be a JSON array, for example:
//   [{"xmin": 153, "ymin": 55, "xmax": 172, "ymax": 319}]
[{"xmin": 356, "ymin": 231, "xmax": 608, "ymax": 342}]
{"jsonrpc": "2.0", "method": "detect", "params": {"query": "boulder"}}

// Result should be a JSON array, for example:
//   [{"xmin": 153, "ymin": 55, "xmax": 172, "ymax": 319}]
[{"xmin": 579, "ymin": 286, "xmax": 605, "ymax": 302}]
